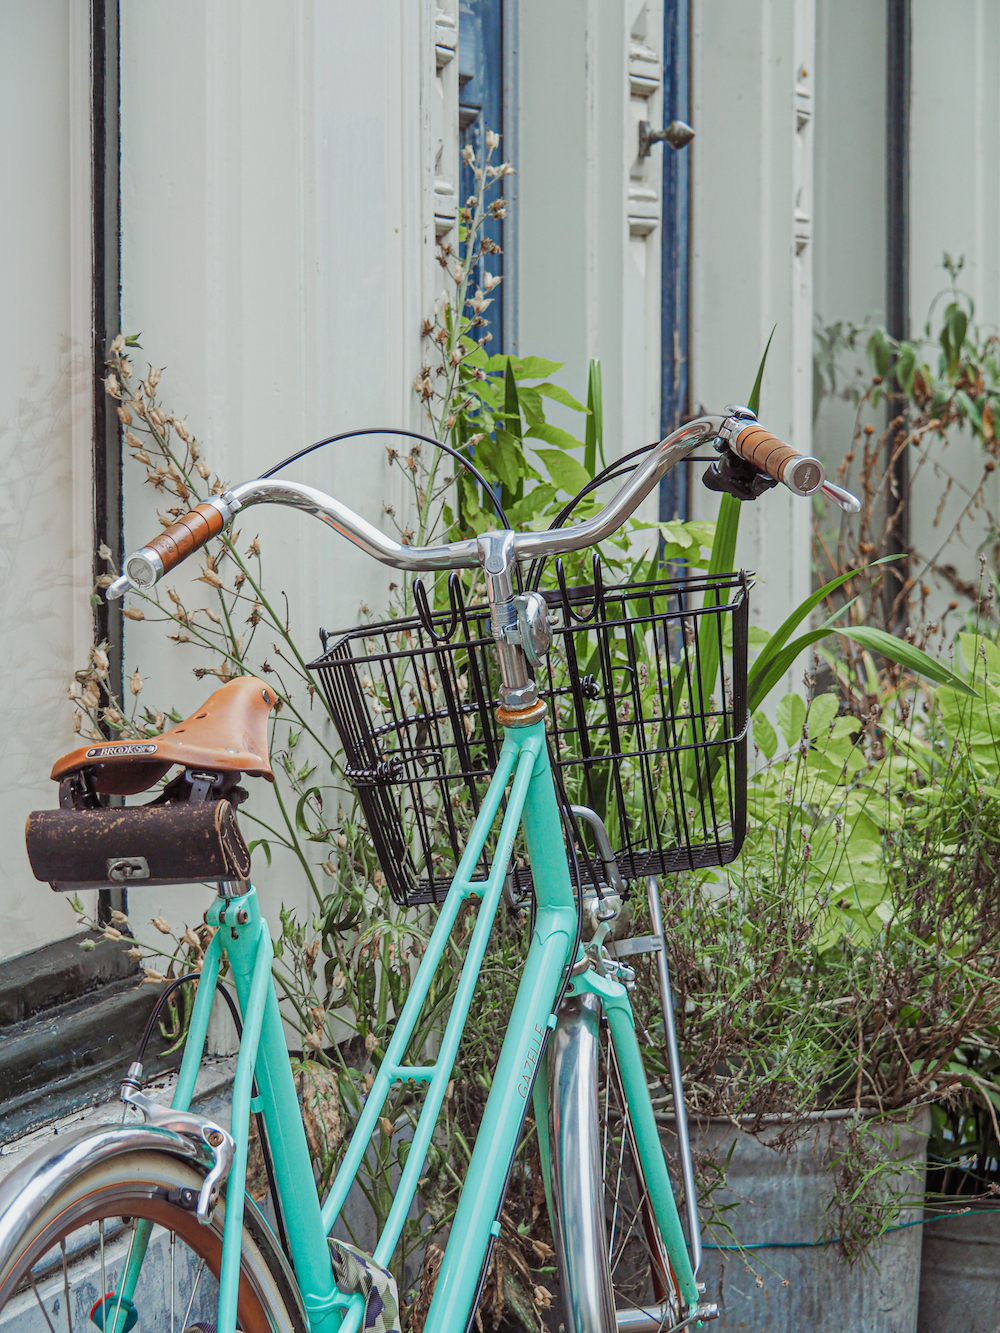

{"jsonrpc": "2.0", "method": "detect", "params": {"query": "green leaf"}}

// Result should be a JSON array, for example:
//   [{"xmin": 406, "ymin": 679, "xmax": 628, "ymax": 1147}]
[
  {"xmin": 536, "ymin": 382, "xmax": 588, "ymax": 413},
  {"xmin": 516, "ymin": 385, "xmax": 544, "ymax": 424},
  {"xmin": 752, "ymin": 710, "xmax": 778, "ymax": 759},
  {"xmin": 707, "ymin": 494, "xmax": 741, "ymax": 577},
  {"xmin": 507, "ymin": 483, "xmax": 557, "ymax": 525},
  {"xmin": 807, "ymin": 692, "xmax": 839, "ymax": 737},
  {"xmin": 895, "ymin": 344, "xmax": 916, "ymax": 393},
  {"xmin": 776, "ymin": 693, "xmax": 807, "ymax": 748},
  {"xmin": 749, "ymin": 556, "xmax": 901, "ymax": 691},
  {"xmin": 533, "ymin": 448, "xmax": 592, "ymax": 497},
  {"xmin": 955, "ymin": 387, "xmax": 981, "ymax": 430},
  {"xmin": 747, "ymin": 618, "xmax": 977, "ymax": 716},
  {"xmin": 691, "ymin": 340, "xmax": 775, "ymax": 780},
  {"xmin": 947, "ymin": 302, "xmax": 969, "ymax": 360},
  {"xmin": 867, "ymin": 327, "xmax": 893, "ymax": 380},
  {"xmin": 659, "ymin": 520, "xmax": 695, "ymax": 548},
  {"xmin": 248, "ymin": 838, "xmax": 272, "ymax": 867},
  {"xmin": 747, "ymin": 327, "xmax": 776, "ymax": 416},
  {"xmin": 682, "ymin": 519, "xmax": 717, "ymax": 552},
  {"xmin": 842, "ymin": 626, "xmax": 979, "ymax": 696},
  {"xmin": 510, "ymin": 355, "xmax": 563, "ymax": 380},
  {"xmin": 632, "ymin": 520, "xmax": 695, "ymax": 548},
  {"xmin": 585, "ymin": 359, "xmax": 604, "ymax": 475},
  {"xmin": 504, "ymin": 362, "xmax": 522, "ymax": 441},
  {"xmin": 704, "ymin": 331, "xmax": 776, "ymax": 579},
  {"xmin": 526, "ymin": 422, "xmax": 585, "ymax": 452},
  {"xmin": 477, "ymin": 430, "xmax": 538, "ymax": 492},
  {"xmin": 959, "ymin": 632, "xmax": 1000, "ymax": 678}
]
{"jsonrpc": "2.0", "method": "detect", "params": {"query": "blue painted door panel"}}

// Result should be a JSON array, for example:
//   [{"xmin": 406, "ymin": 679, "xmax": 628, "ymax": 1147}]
[{"xmin": 459, "ymin": 0, "xmax": 507, "ymax": 353}]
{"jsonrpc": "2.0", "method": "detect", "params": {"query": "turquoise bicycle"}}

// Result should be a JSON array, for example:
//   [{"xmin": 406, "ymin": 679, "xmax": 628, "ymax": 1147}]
[{"xmin": 0, "ymin": 408, "xmax": 855, "ymax": 1333}]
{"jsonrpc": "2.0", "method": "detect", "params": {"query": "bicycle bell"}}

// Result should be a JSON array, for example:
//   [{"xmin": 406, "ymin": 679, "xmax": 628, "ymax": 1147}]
[{"xmin": 512, "ymin": 592, "xmax": 553, "ymax": 667}]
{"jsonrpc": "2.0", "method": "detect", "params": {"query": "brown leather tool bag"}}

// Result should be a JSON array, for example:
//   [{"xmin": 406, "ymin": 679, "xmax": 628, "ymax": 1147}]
[{"xmin": 26, "ymin": 799, "xmax": 251, "ymax": 891}]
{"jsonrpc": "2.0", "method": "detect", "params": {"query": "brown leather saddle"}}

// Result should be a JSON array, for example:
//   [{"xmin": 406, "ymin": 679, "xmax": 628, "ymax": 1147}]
[{"xmin": 27, "ymin": 677, "xmax": 275, "ymax": 891}]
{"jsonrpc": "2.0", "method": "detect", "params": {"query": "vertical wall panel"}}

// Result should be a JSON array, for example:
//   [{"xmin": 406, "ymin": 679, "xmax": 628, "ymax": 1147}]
[
  {"xmin": 906, "ymin": 0, "xmax": 1000, "ymax": 625},
  {"xmin": 518, "ymin": 0, "xmax": 664, "ymax": 523},
  {"xmin": 0, "ymin": 2, "xmax": 94, "ymax": 960},
  {"xmin": 690, "ymin": 0, "xmax": 815, "ymax": 687},
  {"xmin": 812, "ymin": 0, "xmax": 886, "ymax": 479},
  {"xmin": 119, "ymin": 0, "xmax": 437, "ymax": 933}
]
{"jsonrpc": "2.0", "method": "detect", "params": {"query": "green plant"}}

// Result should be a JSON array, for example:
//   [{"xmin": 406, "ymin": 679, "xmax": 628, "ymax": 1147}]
[
  {"xmin": 814, "ymin": 253, "xmax": 1000, "ymax": 634},
  {"xmin": 698, "ymin": 339, "xmax": 970, "ymax": 761},
  {"xmin": 411, "ymin": 130, "xmax": 603, "ymax": 548},
  {"xmin": 632, "ymin": 614, "xmax": 1000, "ymax": 1254}
]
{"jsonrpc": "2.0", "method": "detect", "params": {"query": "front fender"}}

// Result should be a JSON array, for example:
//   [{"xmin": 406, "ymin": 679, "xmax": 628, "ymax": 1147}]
[{"xmin": 0, "ymin": 1122, "xmax": 206, "ymax": 1280}]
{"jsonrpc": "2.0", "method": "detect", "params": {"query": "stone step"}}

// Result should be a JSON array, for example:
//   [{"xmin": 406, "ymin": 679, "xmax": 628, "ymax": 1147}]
[{"xmin": 0, "ymin": 932, "xmax": 185, "ymax": 1143}]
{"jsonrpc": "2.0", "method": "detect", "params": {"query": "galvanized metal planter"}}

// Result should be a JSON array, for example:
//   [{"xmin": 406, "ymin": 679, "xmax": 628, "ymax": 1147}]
[
  {"xmin": 665, "ymin": 1111, "xmax": 929, "ymax": 1333},
  {"xmin": 917, "ymin": 1202, "xmax": 1000, "ymax": 1331}
]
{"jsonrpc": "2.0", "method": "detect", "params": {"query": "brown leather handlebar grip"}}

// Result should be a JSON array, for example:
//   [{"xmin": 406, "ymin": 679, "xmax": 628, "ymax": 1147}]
[
  {"xmin": 145, "ymin": 502, "xmax": 226, "ymax": 573},
  {"xmin": 733, "ymin": 425, "xmax": 824, "ymax": 495}
]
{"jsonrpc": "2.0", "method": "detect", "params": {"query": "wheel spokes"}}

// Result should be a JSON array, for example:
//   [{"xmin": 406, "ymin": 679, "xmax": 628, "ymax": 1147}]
[
  {"xmin": 108, "ymin": 1219, "xmax": 137, "ymax": 1333},
  {"xmin": 27, "ymin": 1270, "xmax": 59, "ymax": 1333},
  {"xmin": 99, "ymin": 1220, "xmax": 107, "ymax": 1327},
  {"xmin": 601, "ymin": 1031, "xmax": 676, "ymax": 1318},
  {"xmin": 180, "ymin": 1255, "xmax": 207, "ymax": 1331},
  {"xmin": 59, "ymin": 1238, "xmax": 73, "ymax": 1333}
]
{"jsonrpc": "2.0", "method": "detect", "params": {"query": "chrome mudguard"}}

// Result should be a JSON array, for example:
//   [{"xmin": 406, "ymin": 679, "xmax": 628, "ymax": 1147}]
[{"xmin": 0, "ymin": 1122, "xmax": 206, "ymax": 1283}]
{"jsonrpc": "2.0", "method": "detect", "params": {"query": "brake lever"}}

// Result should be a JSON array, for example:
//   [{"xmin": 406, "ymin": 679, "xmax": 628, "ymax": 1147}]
[
  {"xmin": 701, "ymin": 446, "xmax": 778, "ymax": 502},
  {"xmin": 703, "ymin": 442, "xmax": 861, "ymax": 513}
]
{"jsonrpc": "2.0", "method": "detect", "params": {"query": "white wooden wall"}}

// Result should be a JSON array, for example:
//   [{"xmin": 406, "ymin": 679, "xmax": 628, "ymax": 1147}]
[
  {"xmin": 12, "ymin": 1, "xmax": 991, "ymax": 961},
  {"xmin": 690, "ymin": 0, "xmax": 816, "ymax": 681},
  {"xmin": 812, "ymin": 0, "xmax": 885, "ymax": 473},
  {"xmin": 812, "ymin": 0, "xmax": 1000, "ymax": 631},
  {"xmin": 907, "ymin": 0, "xmax": 1000, "ymax": 624},
  {"xmin": 518, "ymin": 0, "xmax": 665, "ymax": 510},
  {"xmin": 0, "ymin": 2, "xmax": 94, "ymax": 961},
  {"xmin": 117, "ymin": 0, "xmax": 441, "ymax": 936},
  {"xmin": 120, "ymin": 0, "xmax": 674, "ymax": 937}
]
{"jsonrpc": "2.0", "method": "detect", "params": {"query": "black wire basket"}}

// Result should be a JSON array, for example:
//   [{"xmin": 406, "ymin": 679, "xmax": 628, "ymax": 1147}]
[{"xmin": 310, "ymin": 559, "xmax": 750, "ymax": 907}]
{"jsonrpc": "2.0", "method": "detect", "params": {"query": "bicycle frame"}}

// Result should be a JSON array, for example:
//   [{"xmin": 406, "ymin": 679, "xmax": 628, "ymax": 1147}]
[{"xmin": 114, "ymin": 717, "xmax": 698, "ymax": 1333}]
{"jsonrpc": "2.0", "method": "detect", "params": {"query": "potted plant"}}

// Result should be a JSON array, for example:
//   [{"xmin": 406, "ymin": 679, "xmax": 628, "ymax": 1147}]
[{"xmin": 617, "ymin": 618, "xmax": 1000, "ymax": 1330}]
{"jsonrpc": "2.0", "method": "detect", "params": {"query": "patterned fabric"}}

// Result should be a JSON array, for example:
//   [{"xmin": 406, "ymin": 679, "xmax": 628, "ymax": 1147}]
[{"xmin": 329, "ymin": 1238, "xmax": 402, "ymax": 1333}]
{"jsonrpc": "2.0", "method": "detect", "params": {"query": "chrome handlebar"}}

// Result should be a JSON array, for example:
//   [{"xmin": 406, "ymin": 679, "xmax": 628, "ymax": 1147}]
[
  {"xmin": 106, "ymin": 412, "xmax": 860, "ymax": 601},
  {"xmin": 231, "ymin": 414, "xmax": 724, "ymax": 572},
  {"xmin": 108, "ymin": 415, "xmax": 725, "ymax": 597}
]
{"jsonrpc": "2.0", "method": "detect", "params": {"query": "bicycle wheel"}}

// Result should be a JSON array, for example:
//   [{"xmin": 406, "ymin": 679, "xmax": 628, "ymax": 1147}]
[
  {"xmin": 0, "ymin": 1150, "xmax": 305, "ymax": 1333},
  {"xmin": 548, "ymin": 993, "xmax": 683, "ymax": 1333}
]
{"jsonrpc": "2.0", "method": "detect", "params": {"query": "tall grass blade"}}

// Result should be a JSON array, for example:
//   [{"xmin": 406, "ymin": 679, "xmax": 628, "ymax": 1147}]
[
  {"xmin": 747, "ymin": 624, "xmax": 977, "ymax": 714},
  {"xmin": 686, "ymin": 333, "xmax": 776, "ymax": 790},
  {"xmin": 748, "ymin": 556, "xmax": 900, "ymax": 700},
  {"xmin": 585, "ymin": 359, "xmax": 604, "ymax": 475}
]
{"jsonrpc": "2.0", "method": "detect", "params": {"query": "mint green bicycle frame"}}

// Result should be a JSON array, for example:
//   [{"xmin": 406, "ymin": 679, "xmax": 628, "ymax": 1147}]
[{"xmin": 113, "ymin": 717, "xmax": 697, "ymax": 1333}]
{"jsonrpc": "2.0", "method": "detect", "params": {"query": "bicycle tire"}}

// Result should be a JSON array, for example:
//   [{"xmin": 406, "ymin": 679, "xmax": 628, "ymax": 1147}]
[
  {"xmin": 0, "ymin": 1150, "xmax": 306, "ymax": 1333},
  {"xmin": 549, "ymin": 993, "xmax": 683, "ymax": 1333}
]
